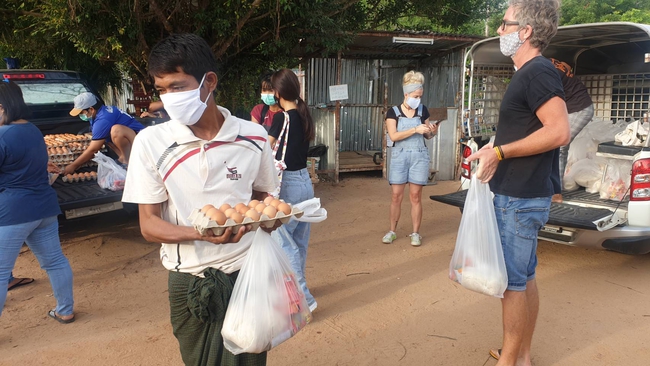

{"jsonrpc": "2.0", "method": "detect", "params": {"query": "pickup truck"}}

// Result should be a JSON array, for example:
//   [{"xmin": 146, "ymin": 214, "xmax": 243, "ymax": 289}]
[
  {"xmin": 430, "ymin": 22, "xmax": 650, "ymax": 255},
  {"xmin": 2, "ymin": 69, "xmax": 164, "ymax": 219}
]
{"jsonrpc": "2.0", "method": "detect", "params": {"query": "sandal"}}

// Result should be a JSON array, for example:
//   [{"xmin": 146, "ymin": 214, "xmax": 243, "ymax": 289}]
[
  {"xmin": 489, "ymin": 349, "xmax": 501, "ymax": 360},
  {"xmin": 48, "ymin": 309, "xmax": 75, "ymax": 324},
  {"xmin": 8, "ymin": 277, "xmax": 34, "ymax": 291}
]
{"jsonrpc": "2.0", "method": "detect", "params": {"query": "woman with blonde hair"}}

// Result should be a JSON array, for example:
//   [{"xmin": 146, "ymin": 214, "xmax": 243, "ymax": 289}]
[{"xmin": 382, "ymin": 71, "xmax": 438, "ymax": 246}]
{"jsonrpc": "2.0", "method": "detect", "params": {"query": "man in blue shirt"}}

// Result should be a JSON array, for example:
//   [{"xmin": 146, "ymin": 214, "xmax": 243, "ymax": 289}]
[{"xmin": 63, "ymin": 92, "xmax": 144, "ymax": 175}]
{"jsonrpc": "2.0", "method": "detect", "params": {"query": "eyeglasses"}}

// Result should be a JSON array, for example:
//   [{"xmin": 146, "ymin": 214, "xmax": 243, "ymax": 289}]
[{"xmin": 500, "ymin": 20, "xmax": 520, "ymax": 30}]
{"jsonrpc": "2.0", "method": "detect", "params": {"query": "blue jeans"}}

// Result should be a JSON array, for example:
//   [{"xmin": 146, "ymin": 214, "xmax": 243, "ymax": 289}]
[
  {"xmin": 272, "ymin": 169, "xmax": 316, "ymax": 308},
  {"xmin": 0, "ymin": 216, "xmax": 74, "ymax": 316},
  {"xmin": 493, "ymin": 195, "xmax": 551, "ymax": 292}
]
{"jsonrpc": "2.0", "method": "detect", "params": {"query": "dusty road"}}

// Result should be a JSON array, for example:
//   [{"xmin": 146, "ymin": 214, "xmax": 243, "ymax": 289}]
[{"xmin": 2, "ymin": 173, "xmax": 650, "ymax": 366}]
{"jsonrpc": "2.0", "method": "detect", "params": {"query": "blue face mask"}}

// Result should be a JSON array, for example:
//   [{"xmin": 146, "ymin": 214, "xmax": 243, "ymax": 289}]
[
  {"xmin": 261, "ymin": 93, "xmax": 276, "ymax": 106},
  {"xmin": 79, "ymin": 113, "xmax": 90, "ymax": 122}
]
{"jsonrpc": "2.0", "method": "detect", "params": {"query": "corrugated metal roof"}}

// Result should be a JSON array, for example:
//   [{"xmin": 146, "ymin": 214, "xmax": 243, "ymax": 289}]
[{"xmin": 295, "ymin": 30, "xmax": 482, "ymax": 60}]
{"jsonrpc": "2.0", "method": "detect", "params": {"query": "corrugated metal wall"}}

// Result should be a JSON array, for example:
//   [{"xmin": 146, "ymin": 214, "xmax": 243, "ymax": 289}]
[{"xmin": 307, "ymin": 51, "xmax": 464, "ymax": 180}]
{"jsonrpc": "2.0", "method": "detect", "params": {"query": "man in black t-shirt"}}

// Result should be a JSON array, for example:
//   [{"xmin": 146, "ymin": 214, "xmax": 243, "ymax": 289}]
[
  {"xmin": 549, "ymin": 58, "xmax": 595, "ymax": 201},
  {"xmin": 467, "ymin": 1, "xmax": 570, "ymax": 365}
]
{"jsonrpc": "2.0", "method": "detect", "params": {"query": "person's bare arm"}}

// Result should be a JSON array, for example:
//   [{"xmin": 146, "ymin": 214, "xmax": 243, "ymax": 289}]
[
  {"xmin": 386, "ymin": 118, "xmax": 430, "ymax": 142},
  {"xmin": 138, "ymin": 203, "xmax": 248, "ymax": 244},
  {"xmin": 468, "ymin": 96, "xmax": 570, "ymax": 182},
  {"xmin": 63, "ymin": 139, "xmax": 105, "ymax": 175},
  {"xmin": 423, "ymin": 118, "xmax": 439, "ymax": 139}
]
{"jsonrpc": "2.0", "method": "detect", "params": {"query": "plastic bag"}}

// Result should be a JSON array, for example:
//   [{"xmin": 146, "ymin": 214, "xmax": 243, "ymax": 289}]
[
  {"xmin": 293, "ymin": 198, "xmax": 328, "ymax": 223},
  {"xmin": 222, "ymin": 229, "xmax": 311, "ymax": 354},
  {"xmin": 92, "ymin": 151, "xmax": 127, "ymax": 191},
  {"xmin": 599, "ymin": 159, "xmax": 632, "ymax": 201},
  {"xmin": 564, "ymin": 157, "xmax": 606, "ymax": 193},
  {"xmin": 565, "ymin": 118, "xmax": 627, "ymax": 174},
  {"xmin": 450, "ymin": 176, "xmax": 507, "ymax": 298},
  {"xmin": 615, "ymin": 120, "xmax": 648, "ymax": 146}
]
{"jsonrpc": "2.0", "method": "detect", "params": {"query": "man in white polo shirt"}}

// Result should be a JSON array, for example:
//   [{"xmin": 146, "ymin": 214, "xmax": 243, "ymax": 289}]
[{"xmin": 122, "ymin": 34, "xmax": 277, "ymax": 366}]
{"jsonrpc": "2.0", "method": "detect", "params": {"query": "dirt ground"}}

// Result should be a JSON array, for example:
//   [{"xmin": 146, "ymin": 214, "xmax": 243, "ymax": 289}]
[{"xmin": 2, "ymin": 172, "xmax": 650, "ymax": 366}]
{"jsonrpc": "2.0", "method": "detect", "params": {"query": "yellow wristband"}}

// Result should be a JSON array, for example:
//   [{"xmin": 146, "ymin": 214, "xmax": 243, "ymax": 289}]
[{"xmin": 494, "ymin": 146, "xmax": 503, "ymax": 161}]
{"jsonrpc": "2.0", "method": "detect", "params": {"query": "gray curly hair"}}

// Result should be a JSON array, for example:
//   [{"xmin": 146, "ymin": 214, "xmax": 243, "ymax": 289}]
[{"xmin": 509, "ymin": 0, "xmax": 561, "ymax": 52}]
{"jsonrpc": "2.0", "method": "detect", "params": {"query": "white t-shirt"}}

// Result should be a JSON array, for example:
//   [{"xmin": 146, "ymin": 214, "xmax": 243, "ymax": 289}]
[{"xmin": 122, "ymin": 106, "xmax": 279, "ymax": 275}]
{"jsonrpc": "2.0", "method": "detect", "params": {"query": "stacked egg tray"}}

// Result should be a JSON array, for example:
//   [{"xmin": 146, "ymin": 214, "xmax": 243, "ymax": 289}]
[
  {"xmin": 189, "ymin": 199, "xmax": 304, "ymax": 236},
  {"xmin": 61, "ymin": 171, "xmax": 98, "ymax": 183},
  {"xmin": 44, "ymin": 133, "xmax": 104, "ymax": 174}
]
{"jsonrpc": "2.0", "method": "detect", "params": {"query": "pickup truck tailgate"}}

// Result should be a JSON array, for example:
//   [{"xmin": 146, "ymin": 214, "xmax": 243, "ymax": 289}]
[
  {"xmin": 54, "ymin": 179, "xmax": 123, "ymax": 219},
  {"xmin": 430, "ymin": 189, "xmax": 617, "ymax": 230}
]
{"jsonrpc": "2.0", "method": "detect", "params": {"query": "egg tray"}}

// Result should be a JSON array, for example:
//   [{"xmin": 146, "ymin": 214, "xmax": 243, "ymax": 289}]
[{"xmin": 188, "ymin": 206, "xmax": 304, "ymax": 236}]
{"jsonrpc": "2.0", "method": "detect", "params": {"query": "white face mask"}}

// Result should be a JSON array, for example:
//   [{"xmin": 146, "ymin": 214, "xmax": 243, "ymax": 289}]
[
  {"xmin": 160, "ymin": 74, "xmax": 211, "ymax": 126},
  {"xmin": 406, "ymin": 97, "xmax": 421, "ymax": 110},
  {"xmin": 500, "ymin": 31, "xmax": 525, "ymax": 57}
]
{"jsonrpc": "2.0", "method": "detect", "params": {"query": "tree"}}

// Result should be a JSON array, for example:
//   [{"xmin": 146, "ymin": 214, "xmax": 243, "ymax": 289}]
[
  {"xmin": 0, "ymin": 0, "xmax": 493, "ymax": 112},
  {"xmin": 560, "ymin": 0, "xmax": 650, "ymax": 25}
]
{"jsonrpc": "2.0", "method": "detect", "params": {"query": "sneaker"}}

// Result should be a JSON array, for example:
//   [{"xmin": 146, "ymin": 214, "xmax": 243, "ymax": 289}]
[
  {"xmin": 382, "ymin": 231, "xmax": 397, "ymax": 244},
  {"xmin": 409, "ymin": 233, "xmax": 422, "ymax": 247}
]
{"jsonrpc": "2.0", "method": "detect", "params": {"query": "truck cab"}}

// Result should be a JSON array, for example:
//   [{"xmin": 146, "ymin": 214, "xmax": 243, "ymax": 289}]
[{"xmin": 430, "ymin": 22, "xmax": 650, "ymax": 255}]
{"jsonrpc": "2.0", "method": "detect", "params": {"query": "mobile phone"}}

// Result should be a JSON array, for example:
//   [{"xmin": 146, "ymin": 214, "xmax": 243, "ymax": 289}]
[{"xmin": 433, "ymin": 120, "xmax": 443, "ymax": 125}]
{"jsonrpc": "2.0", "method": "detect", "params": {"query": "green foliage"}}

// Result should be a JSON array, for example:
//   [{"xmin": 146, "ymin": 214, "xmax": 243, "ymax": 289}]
[
  {"xmin": 0, "ymin": 0, "xmax": 498, "ymax": 112},
  {"xmin": 560, "ymin": 0, "xmax": 650, "ymax": 25}
]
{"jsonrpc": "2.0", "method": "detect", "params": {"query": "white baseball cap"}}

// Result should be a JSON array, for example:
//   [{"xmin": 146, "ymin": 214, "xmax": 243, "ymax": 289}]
[{"xmin": 69, "ymin": 92, "xmax": 98, "ymax": 116}]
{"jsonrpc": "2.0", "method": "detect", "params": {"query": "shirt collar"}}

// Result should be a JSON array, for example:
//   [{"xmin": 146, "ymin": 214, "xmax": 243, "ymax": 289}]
[{"xmin": 170, "ymin": 106, "xmax": 240, "ymax": 145}]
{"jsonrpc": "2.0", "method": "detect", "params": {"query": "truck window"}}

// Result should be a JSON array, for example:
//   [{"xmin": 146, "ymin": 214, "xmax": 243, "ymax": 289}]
[{"xmin": 15, "ymin": 82, "xmax": 90, "ymax": 105}]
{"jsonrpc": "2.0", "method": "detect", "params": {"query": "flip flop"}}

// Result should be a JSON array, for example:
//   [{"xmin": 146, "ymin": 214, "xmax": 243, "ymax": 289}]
[
  {"xmin": 48, "ymin": 309, "xmax": 75, "ymax": 324},
  {"xmin": 8, "ymin": 277, "xmax": 34, "ymax": 291},
  {"xmin": 489, "ymin": 349, "xmax": 502, "ymax": 360}
]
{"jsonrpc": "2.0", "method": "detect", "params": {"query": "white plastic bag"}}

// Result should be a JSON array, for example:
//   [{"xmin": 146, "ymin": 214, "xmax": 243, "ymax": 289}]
[
  {"xmin": 599, "ymin": 159, "xmax": 632, "ymax": 201},
  {"xmin": 293, "ymin": 198, "xmax": 328, "ymax": 223},
  {"xmin": 615, "ymin": 120, "xmax": 648, "ymax": 146},
  {"xmin": 450, "ymin": 176, "xmax": 507, "ymax": 298},
  {"xmin": 564, "ymin": 157, "xmax": 606, "ymax": 193},
  {"xmin": 222, "ymin": 229, "xmax": 311, "ymax": 354},
  {"xmin": 92, "ymin": 151, "xmax": 126, "ymax": 191}
]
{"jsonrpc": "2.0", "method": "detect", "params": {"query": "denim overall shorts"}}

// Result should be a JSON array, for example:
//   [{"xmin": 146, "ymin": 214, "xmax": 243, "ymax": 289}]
[{"xmin": 388, "ymin": 104, "xmax": 430, "ymax": 185}]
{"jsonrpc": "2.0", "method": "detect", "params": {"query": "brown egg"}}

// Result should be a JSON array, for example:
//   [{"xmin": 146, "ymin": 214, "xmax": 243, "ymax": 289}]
[
  {"xmin": 254, "ymin": 203, "xmax": 267, "ymax": 213},
  {"xmin": 230, "ymin": 211, "xmax": 244, "ymax": 224},
  {"xmin": 234, "ymin": 203, "xmax": 248, "ymax": 213},
  {"xmin": 219, "ymin": 203, "xmax": 232, "ymax": 212},
  {"xmin": 236, "ymin": 205, "xmax": 250, "ymax": 215},
  {"xmin": 248, "ymin": 199, "xmax": 260, "ymax": 208},
  {"xmin": 277, "ymin": 202, "xmax": 292, "ymax": 215},
  {"xmin": 201, "ymin": 204, "xmax": 215, "ymax": 213},
  {"xmin": 245, "ymin": 209, "xmax": 261, "ymax": 221},
  {"xmin": 224, "ymin": 208, "xmax": 236, "ymax": 218},
  {"xmin": 263, "ymin": 196, "xmax": 274, "ymax": 205},
  {"xmin": 270, "ymin": 199, "xmax": 282, "ymax": 208},
  {"xmin": 207, "ymin": 208, "xmax": 227, "ymax": 225},
  {"xmin": 262, "ymin": 205, "xmax": 277, "ymax": 218}
]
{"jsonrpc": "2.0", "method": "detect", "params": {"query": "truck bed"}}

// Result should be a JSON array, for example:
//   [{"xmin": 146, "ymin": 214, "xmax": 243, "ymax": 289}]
[
  {"xmin": 54, "ymin": 177, "xmax": 124, "ymax": 219},
  {"xmin": 430, "ymin": 188, "xmax": 621, "ymax": 230}
]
